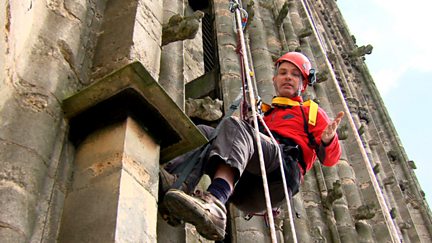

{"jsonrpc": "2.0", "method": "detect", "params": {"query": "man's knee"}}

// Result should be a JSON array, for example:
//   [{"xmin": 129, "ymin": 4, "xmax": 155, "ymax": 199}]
[
  {"xmin": 197, "ymin": 124, "xmax": 215, "ymax": 139},
  {"xmin": 220, "ymin": 116, "xmax": 242, "ymax": 128}
]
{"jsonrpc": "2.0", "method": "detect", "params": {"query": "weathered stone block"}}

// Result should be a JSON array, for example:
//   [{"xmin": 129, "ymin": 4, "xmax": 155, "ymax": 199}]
[
  {"xmin": 341, "ymin": 183, "xmax": 363, "ymax": 207},
  {"xmin": 58, "ymin": 172, "xmax": 121, "ymax": 243},
  {"xmin": 0, "ymin": 138, "xmax": 55, "ymax": 241},
  {"xmin": 157, "ymin": 213, "xmax": 186, "ymax": 242},
  {"xmin": 372, "ymin": 221, "xmax": 394, "ymax": 242},
  {"xmin": 14, "ymin": 0, "xmax": 101, "ymax": 90},
  {"xmin": 185, "ymin": 223, "xmax": 214, "ymax": 242},
  {"xmin": 64, "ymin": 0, "xmax": 87, "ymax": 21},
  {"xmin": 184, "ymin": 30, "xmax": 204, "ymax": 82},
  {"xmin": 70, "ymin": 118, "xmax": 160, "ymax": 197},
  {"xmin": 0, "ymin": 142, "xmax": 48, "ymax": 195},
  {"xmin": 0, "ymin": 96, "xmax": 61, "ymax": 162},
  {"xmin": 0, "ymin": 1, "xmax": 6, "ymax": 75},
  {"xmin": 40, "ymin": 185, "xmax": 67, "ymax": 243},
  {"xmin": 123, "ymin": 118, "xmax": 160, "ymax": 197},
  {"xmin": 0, "ymin": 227, "xmax": 26, "ymax": 243},
  {"xmin": 15, "ymin": 35, "xmax": 84, "ymax": 95},
  {"xmin": 7, "ymin": 0, "xmax": 34, "ymax": 55},
  {"xmin": 337, "ymin": 225, "xmax": 358, "ymax": 243},
  {"xmin": 71, "ymin": 122, "xmax": 126, "ymax": 190},
  {"xmin": 54, "ymin": 142, "xmax": 75, "ymax": 193},
  {"xmin": 130, "ymin": 22, "xmax": 162, "ymax": 78},
  {"xmin": 337, "ymin": 160, "xmax": 355, "ymax": 179},
  {"xmin": 0, "ymin": 184, "xmax": 31, "ymax": 235},
  {"xmin": 333, "ymin": 203, "xmax": 351, "ymax": 224},
  {"xmin": 63, "ymin": 62, "xmax": 207, "ymax": 163},
  {"xmin": 115, "ymin": 171, "xmax": 158, "ymax": 242},
  {"xmin": 92, "ymin": 0, "xmax": 163, "ymax": 80},
  {"xmin": 58, "ymin": 117, "xmax": 160, "ymax": 242},
  {"xmin": 229, "ymin": 205, "xmax": 270, "ymax": 242},
  {"xmin": 355, "ymin": 221, "xmax": 374, "ymax": 243}
]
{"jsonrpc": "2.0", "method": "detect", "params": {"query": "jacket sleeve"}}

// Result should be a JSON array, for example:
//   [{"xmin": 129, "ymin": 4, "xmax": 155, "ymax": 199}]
[{"xmin": 314, "ymin": 109, "xmax": 342, "ymax": 166}]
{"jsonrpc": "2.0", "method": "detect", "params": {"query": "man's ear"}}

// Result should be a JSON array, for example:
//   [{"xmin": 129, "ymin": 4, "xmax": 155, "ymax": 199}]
[{"xmin": 272, "ymin": 77, "xmax": 279, "ymax": 95}]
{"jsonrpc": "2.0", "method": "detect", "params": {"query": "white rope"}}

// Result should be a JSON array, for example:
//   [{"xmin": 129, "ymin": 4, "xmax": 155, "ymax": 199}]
[
  {"xmin": 258, "ymin": 115, "xmax": 299, "ymax": 243},
  {"xmin": 231, "ymin": 1, "xmax": 277, "ymax": 242},
  {"xmin": 299, "ymin": 0, "xmax": 402, "ymax": 242}
]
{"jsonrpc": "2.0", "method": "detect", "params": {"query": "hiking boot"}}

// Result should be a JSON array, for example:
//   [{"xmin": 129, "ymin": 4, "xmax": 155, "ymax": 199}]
[
  {"xmin": 158, "ymin": 167, "xmax": 187, "ymax": 227},
  {"xmin": 159, "ymin": 167, "xmax": 188, "ymax": 197},
  {"xmin": 164, "ymin": 189, "xmax": 227, "ymax": 241}
]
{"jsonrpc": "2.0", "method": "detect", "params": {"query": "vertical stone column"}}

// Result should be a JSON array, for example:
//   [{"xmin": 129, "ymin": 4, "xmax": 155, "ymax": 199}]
[
  {"xmin": 284, "ymin": 194, "xmax": 313, "ymax": 242},
  {"xmin": 159, "ymin": 0, "xmax": 185, "ymax": 108},
  {"xmin": 91, "ymin": 0, "xmax": 163, "ymax": 81},
  {"xmin": 247, "ymin": 2, "xmax": 277, "ymax": 103},
  {"xmin": 58, "ymin": 118, "xmax": 160, "ymax": 242},
  {"xmin": 229, "ymin": 204, "xmax": 279, "ymax": 243},
  {"xmin": 0, "ymin": 1, "xmax": 106, "ymax": 242},
  {"xmin": 301, "ymin": 169, "xmax": 333, "ymax": 242},
  {"xmin": 213, "ymin": 0, "xmax": 242, "ymax": 111},
  {"xmin": 58, "ymin": 62, "xmax": 206, "ymax": 243},
  {"xmin": 275, "ymin": 0, "xmax": 299, "ymax": 52}
]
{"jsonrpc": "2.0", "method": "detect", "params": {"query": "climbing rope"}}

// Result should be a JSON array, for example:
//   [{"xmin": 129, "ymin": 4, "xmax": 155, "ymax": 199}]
[
  {"xmin": 299, "ymin": 1, "xmax": 402, "ymax": 242},
  {"xmin": 230, "ymin": 1, "xmax": 278, "ymax": 242},
  {"xmin": 258, "ymin": 115, "xmax": 298, "ymax": 243},
  {"xmin": 229, "ymin": 1, "xmax": 298, "ymax": 242}
]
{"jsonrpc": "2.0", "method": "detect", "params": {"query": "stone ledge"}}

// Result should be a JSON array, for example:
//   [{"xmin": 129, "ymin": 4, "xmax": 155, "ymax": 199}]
[{"xmin": 63, "ymin": 62, "xmax": 207, "ymax": 162}]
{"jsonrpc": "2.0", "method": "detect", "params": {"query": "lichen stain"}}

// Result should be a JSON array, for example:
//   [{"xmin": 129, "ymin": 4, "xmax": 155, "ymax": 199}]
[
  {"xmin": 341, "ymin": 178, "xmax": 356, "ymax": 185},
  {"xmin": 359, "ymin": 182, "xmax": 371, "ymax": 189},
  {"xmin": 123, "ymin": 155, "xmax": 151, "ymax": 186},
  {"xmin": 21, "ymin": 92, "xmax": 49, "ymax": 112},
  {"xmin": 88, "ymin": 161, "xmax": 114, "ymax": 176}
]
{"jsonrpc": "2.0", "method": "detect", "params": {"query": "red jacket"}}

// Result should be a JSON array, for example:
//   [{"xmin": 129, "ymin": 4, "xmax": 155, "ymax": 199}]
[{"xmin": 263, "ymin": 97, "xmax": 341, "ymax": 173}]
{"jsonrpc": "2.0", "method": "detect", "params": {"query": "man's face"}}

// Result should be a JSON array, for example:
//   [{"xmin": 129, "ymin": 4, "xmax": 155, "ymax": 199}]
[{"xmin": 273, "ymin": 62, "xmax": 303, "ymax": 98}]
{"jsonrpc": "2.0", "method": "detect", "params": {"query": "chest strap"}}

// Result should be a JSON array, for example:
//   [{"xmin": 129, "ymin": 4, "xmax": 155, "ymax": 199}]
[{"xmin": 262, "ymin": 97, "xmax": 318, "ymax": 126}]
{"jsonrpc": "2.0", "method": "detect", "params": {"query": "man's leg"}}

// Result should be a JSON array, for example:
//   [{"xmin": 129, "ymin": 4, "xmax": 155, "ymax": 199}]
[
  {"xmin": 162, "ymin": 162, "xmax": 230, "ymax": 240},
  {"xmin": 159, "ymin": 124, "xmax": 216, "ymax": 226},
  {"xmin": 163, "ymin": 117, "xmax": 279, "ymax": 240}
]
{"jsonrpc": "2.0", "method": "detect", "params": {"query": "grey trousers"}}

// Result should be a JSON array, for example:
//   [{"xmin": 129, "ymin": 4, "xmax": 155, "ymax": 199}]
[{"xmin": 165, "ymin": 116, "xmax": 298, "ymax": 213}]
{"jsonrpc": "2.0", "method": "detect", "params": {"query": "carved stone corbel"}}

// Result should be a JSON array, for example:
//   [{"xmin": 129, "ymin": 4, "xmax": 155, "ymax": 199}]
[
  {"xmin": 297, "ymin": 27, "xmax": 313, "ymax": 39},
  {"xmin": 354, "ymin": 204, "xmax": 377, "ymax": 220},
  {"xmin": 337, "ymin": 123, "xmax": 348, "ymax": 140},
  {"xmin": 185, "ymin": 96, "xmax": 223, "ymax": 121},
  {"xmin": 345, "ymin": 97, "xmax": 359, "ymax": 113},
  {"xmin": 383, "ymin": 176, "xmax": 396, "ymax": 186},
  {"xmin": 387, "ymin": 150, "xmax": 399, "ymax": 163},
  {"xmin": 316, "ymin": 70, "xmax": 329, "ymax": 83},
  {"xmin": 358, "ymin": 106, "xmax": 371, "ymax": 124},
  {"xmin": 349, "ymin": 44, "xmax": 373, "ymax": 58},
  {"xmin": 324, "ymin": 180, "xmax": 343, "ymax": 209},
  {"xmin": 162, "ymin": 11, "xmax": 205, "ymax": 46},
  {"xmin": 373, "ymin": 163, "xmax": 381, "ymax": 174},
  {"xmin": 408, "ymin": 160, "xmax": 417, "ymax": 169}
]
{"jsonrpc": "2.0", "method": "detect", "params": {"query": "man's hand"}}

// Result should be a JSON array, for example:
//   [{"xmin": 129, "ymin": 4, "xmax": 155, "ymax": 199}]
[{"xmin": 321, "ymin": 111, "xmax": 344, "ymax": 145}]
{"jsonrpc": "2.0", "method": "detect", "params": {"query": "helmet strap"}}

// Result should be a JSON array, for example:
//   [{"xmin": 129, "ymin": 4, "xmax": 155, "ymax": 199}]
[{"xmin": 297, "ymin": 79, "xmax": 303, "ymax": 96}]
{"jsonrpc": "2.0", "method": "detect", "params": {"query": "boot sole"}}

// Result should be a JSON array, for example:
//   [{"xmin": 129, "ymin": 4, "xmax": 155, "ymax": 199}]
[{"xmin": 164, "ymin": 190, "xmax": 225, "ymax": 240}]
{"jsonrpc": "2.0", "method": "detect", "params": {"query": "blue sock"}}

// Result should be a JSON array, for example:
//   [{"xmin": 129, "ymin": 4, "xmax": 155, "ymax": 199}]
[{"xmin": 207, "ymin": 178, "xmax": 232, "ymax": 204}]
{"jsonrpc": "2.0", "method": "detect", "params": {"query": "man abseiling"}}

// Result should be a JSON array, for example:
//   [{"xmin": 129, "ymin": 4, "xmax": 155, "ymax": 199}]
[{"xmin": 159, "ymin": 51, "xmax": 344, "ymax": 241}]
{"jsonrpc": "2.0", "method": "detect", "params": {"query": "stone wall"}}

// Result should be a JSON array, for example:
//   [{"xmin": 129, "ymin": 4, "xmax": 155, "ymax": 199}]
[
  {"xmin": 0, "ymin": 0, "xmax": 431, "ymax": 242},
  {"xmin": 0, "ymin": 1, "xmax": 107, "ymax": 241}
]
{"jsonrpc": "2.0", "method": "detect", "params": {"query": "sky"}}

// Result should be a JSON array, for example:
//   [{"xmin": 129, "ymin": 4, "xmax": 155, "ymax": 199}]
[{"xmin": 336, "ymin": 0, "xmax": 432, "ymax": 206}]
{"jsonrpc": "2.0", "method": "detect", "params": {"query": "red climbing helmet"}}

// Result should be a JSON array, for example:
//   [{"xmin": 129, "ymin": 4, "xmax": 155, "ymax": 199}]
[{"xmin": 275, "ymin": 52, "xmax": 316, "ymax": 91}]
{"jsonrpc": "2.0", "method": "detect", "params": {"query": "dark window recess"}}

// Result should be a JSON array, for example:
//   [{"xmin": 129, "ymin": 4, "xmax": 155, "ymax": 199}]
[
  {"xmin": 188, "ymin": 0, "xmax": 217, "ymax": 73},
  {"xmin": 188, "ymin": 0, "xmax": 209, "ymax": 11},
  {"xmin": 202, "ymin": 13, "xmax": 216, "ymax": 72}
]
